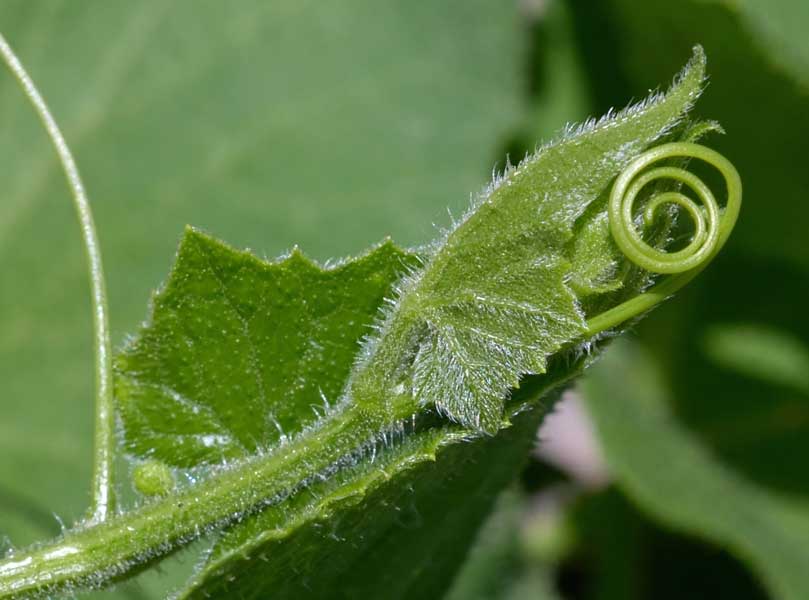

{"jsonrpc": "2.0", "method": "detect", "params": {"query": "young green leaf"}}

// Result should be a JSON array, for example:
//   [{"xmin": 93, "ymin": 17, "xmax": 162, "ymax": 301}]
[
  {"xmin": 371, "ymin": 46, "xmax": 707, "ymax": 433},
  {"xmin": 116, "ymin": 228, "xmax": 419, "ymax": 467}
]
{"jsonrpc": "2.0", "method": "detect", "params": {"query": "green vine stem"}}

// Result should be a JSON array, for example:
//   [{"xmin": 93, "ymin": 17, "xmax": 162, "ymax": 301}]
[
  {"xmin": 0, "ymin": 140, "xmax": 741, "ymax": 599},
  {"xmin": 0, "ymin": 397, "xmax": 418, "ymax": 599},
  {"xmin": 0, "ymin": 34, "xmax": 116, "ymax": 522},
  {"xmin": 585, "ymin": 141, "xmax": 742, "ymax": 336},
  {"xmin": 0, "ymin": 370, "xmax": 582, "ymax": 599},
  {"xmin": 0, "ymin": 37, "xmax": 741, "ymax": 598}
]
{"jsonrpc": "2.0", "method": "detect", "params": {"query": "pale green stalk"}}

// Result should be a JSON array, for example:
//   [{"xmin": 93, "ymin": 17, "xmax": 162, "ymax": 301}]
[{"xmin": 0, "ymin": 34, "xmax": 115, "ymax": 523}]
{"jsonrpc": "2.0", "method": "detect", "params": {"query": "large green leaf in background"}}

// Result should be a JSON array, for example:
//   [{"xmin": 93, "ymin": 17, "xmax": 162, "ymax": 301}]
[
  {"xmin": 581, "ymin": 341, "xmax": 809, "ymax": 600},
  {"xmin": 0, "ymin": 2, "xmax": 522, "ymax": 597},
  {"xmin": 729, "ymin": 0, "xmax": 809, "ymax": 89},
  {"xmin": 505, "ymin": 0, "xmax": 591, "ymax": 151}
]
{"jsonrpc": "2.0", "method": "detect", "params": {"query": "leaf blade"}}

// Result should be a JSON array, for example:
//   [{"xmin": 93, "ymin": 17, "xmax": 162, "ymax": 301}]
[{"xmin": 115, "ymin": 228, "xmax": 419, "ymax": 467}]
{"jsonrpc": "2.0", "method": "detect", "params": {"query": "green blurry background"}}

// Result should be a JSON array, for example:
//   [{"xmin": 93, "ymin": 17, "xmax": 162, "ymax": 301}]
[{"xmin": 0, "ymin": 1, "xmax": 807, "ymax": 598}]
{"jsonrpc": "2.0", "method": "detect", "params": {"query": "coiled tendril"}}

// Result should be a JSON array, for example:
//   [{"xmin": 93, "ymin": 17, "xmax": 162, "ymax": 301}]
[{"xmin": 586, "ymin": 142, "xmax": 741, "ymax": 336}]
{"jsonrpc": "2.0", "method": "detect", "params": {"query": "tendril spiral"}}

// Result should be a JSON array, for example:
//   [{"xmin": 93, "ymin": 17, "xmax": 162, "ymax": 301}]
[{"xmin": 585, "ymin": 142, "xmax": 741, "ymax": 336}]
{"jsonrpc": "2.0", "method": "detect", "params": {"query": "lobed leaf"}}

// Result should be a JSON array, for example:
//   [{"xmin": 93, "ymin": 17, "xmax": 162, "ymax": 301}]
[{"xmin": 115, "ymin": 229, "xmax": 419, "ymax": 467}]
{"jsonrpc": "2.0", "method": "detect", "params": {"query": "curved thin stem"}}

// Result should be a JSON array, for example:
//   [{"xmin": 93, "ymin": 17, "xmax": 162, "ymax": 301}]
[{"xmin": 0, "ymin": 34, "xmax": 115, "ymax": 522}]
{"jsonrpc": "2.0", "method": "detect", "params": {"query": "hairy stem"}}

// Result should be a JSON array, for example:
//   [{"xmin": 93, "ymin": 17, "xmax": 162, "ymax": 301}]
[
  {"xmin": 0, "ymin": 340, "xmax": 581, "ymax": 600},
  {"xmin": 0, "ymin": 395, "xmax": 426, "ymax": 599},
  {"xmin": 0, "ymin": 34, "xmax": 115, "ymax": 522}
]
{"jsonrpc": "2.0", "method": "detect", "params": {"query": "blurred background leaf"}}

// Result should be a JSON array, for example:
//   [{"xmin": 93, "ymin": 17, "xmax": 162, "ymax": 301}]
[
  {"xmin": 445, "ymin": 488, "xmax": 563, "ymax": 600},
  {"xmin": 0, "ymin": 1, "xmax": 523, "ymax": 597},
  {"xmin": 581, "ymin": 340, "xmax": 809, "ymax": 600}
]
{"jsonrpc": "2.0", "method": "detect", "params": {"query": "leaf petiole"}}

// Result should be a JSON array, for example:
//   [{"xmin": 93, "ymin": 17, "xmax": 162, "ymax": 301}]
[{"xmin": 0, "ymin": 33, "xmax": 116, "ymax": 523}]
